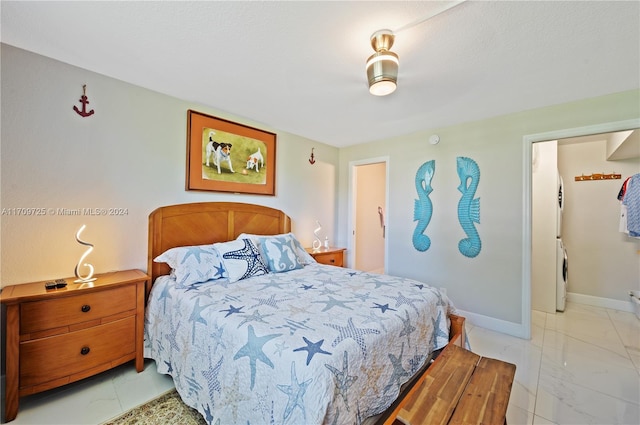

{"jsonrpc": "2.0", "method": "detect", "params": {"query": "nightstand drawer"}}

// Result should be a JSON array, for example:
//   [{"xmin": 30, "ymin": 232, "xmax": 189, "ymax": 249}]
[
  {"xmin": 20, "ymin": 316, "xmax": 136, "ymax": 388},
  {"xmin": 20, "ymin": 285, "xmax": 136, "ymax": 334},
  {"xmin": 313, "ymin": 251, "xmax": 344, "ymax": 267}
]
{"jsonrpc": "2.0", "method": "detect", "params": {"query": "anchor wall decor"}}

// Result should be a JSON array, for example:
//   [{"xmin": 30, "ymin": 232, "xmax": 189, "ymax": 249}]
[
  {"xmin": 73, "ymin": 84, "xmax": 95, "ymax": 117},
  {"xmin": 309, "ymin": 147, "xmax": 316, "ymax": 164}
]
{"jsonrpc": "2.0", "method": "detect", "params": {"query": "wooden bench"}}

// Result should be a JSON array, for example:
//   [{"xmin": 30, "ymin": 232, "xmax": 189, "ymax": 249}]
[
  {"xmin": 447, "ymin": 314, "xmax": 466, "ymax": 349},
  {"xmin": 383, "ymin": 343, "xmax": 516, "ymax": 425}
]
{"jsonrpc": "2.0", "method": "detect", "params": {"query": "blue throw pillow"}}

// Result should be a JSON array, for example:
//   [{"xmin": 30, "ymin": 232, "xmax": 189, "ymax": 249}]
[{"xmin": 258, "ymin": 235, "xmax": 304, "ymax": 272}]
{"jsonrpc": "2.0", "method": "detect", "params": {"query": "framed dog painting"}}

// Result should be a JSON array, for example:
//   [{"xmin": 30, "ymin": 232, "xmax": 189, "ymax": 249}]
[{"xmin": 186, "ymin": 110, "xmax": 276, "ymax": 195}]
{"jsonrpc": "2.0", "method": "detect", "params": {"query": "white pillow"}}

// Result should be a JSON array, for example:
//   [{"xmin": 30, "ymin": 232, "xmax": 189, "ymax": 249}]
[
  {"xmin": 237, "ymin": 232, "xmax": 316, "ymax": 265},
  {"xmin": 214, "ymin": 238, "xmax": 269, "ymax": 282},
  {"xmin": 154, "ymin": 245, "xmax": 226, "ymax": 287}
]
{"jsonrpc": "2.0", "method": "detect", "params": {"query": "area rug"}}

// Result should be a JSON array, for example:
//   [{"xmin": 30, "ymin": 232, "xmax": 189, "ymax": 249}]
[{"xmin": 102, "ymin": 389, "xmax": 206, "ymax": 425}]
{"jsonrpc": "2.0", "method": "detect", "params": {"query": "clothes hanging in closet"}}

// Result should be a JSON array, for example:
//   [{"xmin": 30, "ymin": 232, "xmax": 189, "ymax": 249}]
[{"xmin": 620, "ymin": 173, "xmax": 640, "ymax": 237}]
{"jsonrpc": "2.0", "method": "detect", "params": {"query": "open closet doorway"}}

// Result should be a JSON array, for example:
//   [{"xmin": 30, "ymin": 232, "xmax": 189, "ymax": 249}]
[
  {"xmin": 349, "ymin": 158, "xmax": 389, "ymax": 273},
  {"xmin": 524, "ymin": 118, "xmax": 639, "ymax": 338}
]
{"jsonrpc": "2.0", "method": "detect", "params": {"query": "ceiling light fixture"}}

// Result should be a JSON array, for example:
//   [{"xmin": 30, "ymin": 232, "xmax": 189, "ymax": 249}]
[
  {"xmin": 364, "ymin": 1, "xmax": 467, "ymax": 97},
  {"xmin": 366, "ymin": 29, "xmax": 398, "ymax": 96}
]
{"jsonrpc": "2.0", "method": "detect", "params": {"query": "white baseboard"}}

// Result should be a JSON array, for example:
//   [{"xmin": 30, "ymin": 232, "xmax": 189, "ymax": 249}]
[
  {"xmin": 456, "ymin": 309, "xmax": 529, "ymax": 340},
  {"xmin": 457, "ymin": 293, "xmax": 637, "ymax": 342},
  {"xmin": 567, "ymin": 291, "xmax": 636, "ymax": 314}
]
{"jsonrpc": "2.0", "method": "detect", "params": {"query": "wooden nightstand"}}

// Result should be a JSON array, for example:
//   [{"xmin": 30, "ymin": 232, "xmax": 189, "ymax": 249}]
[
  {"xmin": 305, "ymin": 247, "xmax": 346, "ymax": 267},
  {"xmin": 0, "ymin": 269, "xmax": 148, "ymax": 422}
]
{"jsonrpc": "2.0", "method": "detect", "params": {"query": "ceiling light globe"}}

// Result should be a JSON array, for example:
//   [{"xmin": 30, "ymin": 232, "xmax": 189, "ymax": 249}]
[{"xmin": 369, "ymin": 80, "xmax": 397, "ymax": 96}]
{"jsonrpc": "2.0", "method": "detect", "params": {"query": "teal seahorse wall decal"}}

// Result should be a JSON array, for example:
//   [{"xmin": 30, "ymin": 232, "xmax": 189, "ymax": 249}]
[
  {"xmin": 456, "ymin": 156, "xmax": 481, "ymax": 257},
  {"xmin": 412, "ymin": 160, "xmax": 435, "ymax": 252}
]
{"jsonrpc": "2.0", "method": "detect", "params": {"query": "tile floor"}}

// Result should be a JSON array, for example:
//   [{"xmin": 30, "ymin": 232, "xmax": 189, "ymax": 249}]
[
  {"xmin": 469, "ymin": 303, "xmax": 639, "ymax": 425},
  {"xmin": 2, "ymin": 302, "xmax": 638, "ymax": 424}
]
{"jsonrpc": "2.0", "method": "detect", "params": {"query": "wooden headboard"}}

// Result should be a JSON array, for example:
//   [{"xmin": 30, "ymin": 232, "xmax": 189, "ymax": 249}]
[{"xmin": 147, "ymin": 202, "xmax": 291, "ymax": 295}]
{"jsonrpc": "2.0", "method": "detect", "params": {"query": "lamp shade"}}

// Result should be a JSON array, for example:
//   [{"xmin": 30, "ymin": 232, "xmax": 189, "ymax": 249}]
[{"xmin": 366, "ymin": 30, "xmax": 398, "ymax": 96}]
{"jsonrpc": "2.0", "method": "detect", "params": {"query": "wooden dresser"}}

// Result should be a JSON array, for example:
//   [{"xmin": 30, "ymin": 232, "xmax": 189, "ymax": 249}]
[
  {"xmin": 0, "ymin": 269, "xmax": 148, "ymax": 422},
  {"xmin": 305, "ymin": 247, "xmax": 346, "ymax": 267}
]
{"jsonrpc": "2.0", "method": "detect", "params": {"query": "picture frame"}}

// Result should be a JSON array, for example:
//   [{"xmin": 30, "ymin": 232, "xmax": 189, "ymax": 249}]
[{"xmin": 186, "ymin": 110, "xmax": 276, "ymax": 195}]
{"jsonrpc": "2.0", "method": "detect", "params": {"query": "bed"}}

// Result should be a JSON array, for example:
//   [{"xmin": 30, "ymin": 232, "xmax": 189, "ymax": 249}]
[{"xmin": 144, "ymin": 202, "xmax": 465, "ymax": 425}]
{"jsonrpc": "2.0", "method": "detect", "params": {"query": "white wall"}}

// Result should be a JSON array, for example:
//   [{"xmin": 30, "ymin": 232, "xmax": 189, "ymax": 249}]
[
  {"xmin": 558, "ymin": 140, "xmax": 640, "ymax": 302},
  {"xmin": 531, "ymin": 140, "xmax": 558, "ymax": 313},
  {"xmin": 0, "ymin": 44, "xmax": 339, "ymax": 286}
]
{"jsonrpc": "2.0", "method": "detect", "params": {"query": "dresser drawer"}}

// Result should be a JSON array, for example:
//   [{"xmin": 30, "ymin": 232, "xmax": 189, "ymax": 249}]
[
  {"xmin": 19, "ymin": 316, "xmax": 136, "ymax": 388},
  {"xmin": 20, "ymin": 285, "xmax": 136, "ymax": 334},
  {"xmin": 314, "ymin": 251, "xmax": 344, "ymax": 267}
]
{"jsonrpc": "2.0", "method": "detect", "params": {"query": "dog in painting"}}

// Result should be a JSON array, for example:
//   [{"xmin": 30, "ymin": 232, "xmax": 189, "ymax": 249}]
[
  {"xmin": 205, "ymin": 131, "xmax": 234, "ymax": 174},
  {"xmin": 245, "ymin": 148, "xmax": 264, "ymax": 172}
]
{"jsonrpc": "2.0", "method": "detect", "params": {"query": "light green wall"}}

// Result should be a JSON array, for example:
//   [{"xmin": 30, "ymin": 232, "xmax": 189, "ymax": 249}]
[
  {"xmin": 0, "ymin": 44, "xmax": 339, "ymax": 286},
  {"xmin": 3, "ymin": 43, "xmax": 638, "ymax": 331},
  {"xmin": 337, "ymin": 90, "xmax": 640, "ymax": 325}
]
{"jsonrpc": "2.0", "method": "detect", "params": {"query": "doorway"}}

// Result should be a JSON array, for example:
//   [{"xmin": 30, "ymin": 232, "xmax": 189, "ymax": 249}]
[
  {"xmin": 523, "ymin": 118, "xmax": 640, "ymax": 338},
  {"xmin": 532, "ymin": 130, "xmax": 640, "ymax": 312},
  {"xmin": 349, "ymin": 157, "xmax": 389, "ymax": 273}
]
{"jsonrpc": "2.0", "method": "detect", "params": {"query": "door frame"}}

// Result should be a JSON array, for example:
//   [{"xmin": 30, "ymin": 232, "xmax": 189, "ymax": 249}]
[
  {"xmin": 348, "ymin": 156, "xmax": 390, "ymax": 272},
  {"xmin": 522, "ymin": 118, "xmax": 639, "ymax": 339}
]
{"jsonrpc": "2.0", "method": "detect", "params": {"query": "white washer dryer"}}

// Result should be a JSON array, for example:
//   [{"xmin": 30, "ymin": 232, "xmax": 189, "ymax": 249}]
[
  {"xmin": 556, "ymin": 238, "xmax": 568, "ymax": 311},
  {"xmin": 557, "ymin": 173, "xmax": 564, "ymax": 238}
]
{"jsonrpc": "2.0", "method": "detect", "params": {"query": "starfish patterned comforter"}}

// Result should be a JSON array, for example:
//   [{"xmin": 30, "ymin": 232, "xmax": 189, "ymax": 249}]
[{"xmin": 144, "ymin": 263, "xmax": 456, "ymax": 425}]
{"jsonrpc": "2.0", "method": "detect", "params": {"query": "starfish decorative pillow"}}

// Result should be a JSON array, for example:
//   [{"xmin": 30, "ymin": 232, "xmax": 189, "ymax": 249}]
[{"xmin": 214, "ymin": 238, "xmax": 270, "ymax": 282}]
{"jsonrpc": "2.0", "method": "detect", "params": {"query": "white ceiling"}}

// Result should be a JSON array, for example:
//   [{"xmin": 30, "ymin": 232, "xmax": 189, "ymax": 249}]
[{"xmin": 2, "ymin": 1, "xmax": 639, "ymax": 147}]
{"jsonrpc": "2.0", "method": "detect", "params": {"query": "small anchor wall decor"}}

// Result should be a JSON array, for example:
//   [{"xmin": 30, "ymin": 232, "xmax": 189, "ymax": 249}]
[
  {"xmin": 73, "ymin": 84, "xmax": 95, "ymax": 117},
  {"xmin": 309, "ymin": 147, "xmax": 316, "ymax": 164}
]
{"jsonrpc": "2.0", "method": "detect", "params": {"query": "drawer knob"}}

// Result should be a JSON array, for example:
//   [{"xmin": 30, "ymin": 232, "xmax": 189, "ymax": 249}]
[
  {"xmin": 81, "ymin": 304, "xmax": 91, "ymax": 313},
  {"xmin": 330, "ymin": 259, "xmax": 335, "ymax": 263},
  {"xmin": 80, "ymin": 346, "xmax": 90, "ymax": 355}
]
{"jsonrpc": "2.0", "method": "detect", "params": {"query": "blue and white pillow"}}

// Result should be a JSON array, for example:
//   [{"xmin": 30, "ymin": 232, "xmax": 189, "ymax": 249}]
[
  {"xmin": 154, "ymin": 244, "xmax": 226, "ymax": 287},
  {"xmin": 237, "ymin": 232, "xmax": 316, "ymax": 266},
  {"xmin": 214, "ymin": 238, "xmax": 269, "ymax": 282},
  {"xmin": 288, "ymin": 234, "xmax": 316, "ymax": 265},
  {"xmin": 258, "ymin": 235, "xmax": 303, "ymax": 272}
]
